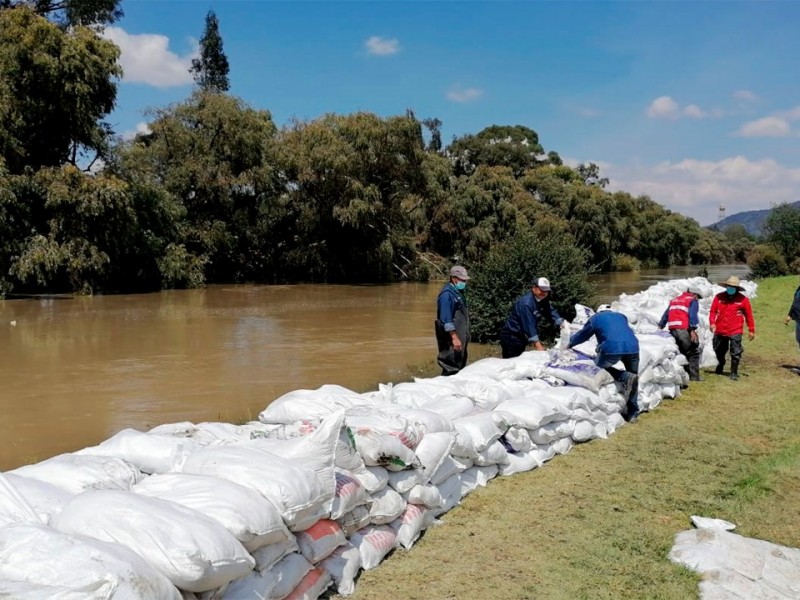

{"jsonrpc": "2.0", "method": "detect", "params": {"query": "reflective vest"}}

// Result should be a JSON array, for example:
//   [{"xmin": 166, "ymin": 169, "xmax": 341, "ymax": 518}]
[{"xmin": 666, "ymin": 292, "xmax": 694, "ymax": 330}]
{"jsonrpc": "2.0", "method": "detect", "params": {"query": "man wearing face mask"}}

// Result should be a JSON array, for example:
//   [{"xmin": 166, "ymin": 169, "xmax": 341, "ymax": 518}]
[
  {"xmin": 435, "ymin": 265, "xmax": 471, "ymax": 375},
  {"xmin": 500, "ymin": 277, "xmax": 566, "ymax": 358},
  {"xmin": 709, "ymin": 275, "xmax": 755, "ymax": 381}
]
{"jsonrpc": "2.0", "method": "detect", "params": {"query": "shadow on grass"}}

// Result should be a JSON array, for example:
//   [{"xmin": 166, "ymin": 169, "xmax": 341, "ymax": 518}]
[{"xmin": 779, "ymin": 364, "xmax": 800, "ymax": 375}]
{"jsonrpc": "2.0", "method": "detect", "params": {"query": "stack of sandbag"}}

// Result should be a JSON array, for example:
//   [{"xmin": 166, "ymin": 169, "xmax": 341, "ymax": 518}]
[{"xmin": 0, "ymin": 277, "xmax": 757, "ymax": 599}]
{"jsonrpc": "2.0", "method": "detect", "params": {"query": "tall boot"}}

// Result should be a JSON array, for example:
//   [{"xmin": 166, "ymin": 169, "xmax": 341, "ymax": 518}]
[
  {"xmin": 729, "ymin": 358, "xmax": 739, "ymax": 381},
  {"xmin": 688, "ymin": 357, "xmax": 703, "ymax": 382},
  {"xmin": 715, "ymin": 360, "xmax": 725, "ymax": 375}
]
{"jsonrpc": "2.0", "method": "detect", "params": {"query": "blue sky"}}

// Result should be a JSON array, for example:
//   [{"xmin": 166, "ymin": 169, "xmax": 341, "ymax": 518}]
[{"xmin": 104, "ymin": 1, "xmax": 800, "ymax": 226}]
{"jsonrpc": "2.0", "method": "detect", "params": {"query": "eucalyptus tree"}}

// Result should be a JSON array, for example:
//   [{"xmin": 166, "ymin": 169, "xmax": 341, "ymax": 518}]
[
  {"xmin": 190, "ymin": 10, "xmax": 230, "ymax": 93},
  {"xmin": 763, "ymin": 202, "xmax": 800, "ymax": 264},
  {"xmin": 0, "ymin": 0, "xmax": 123, "ymax": 26}
]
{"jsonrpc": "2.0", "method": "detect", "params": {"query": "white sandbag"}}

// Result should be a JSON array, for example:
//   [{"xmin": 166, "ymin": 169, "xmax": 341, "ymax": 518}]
[
  {"xmin": 413, "ymin": 431, "xmax": 456, "ymax": 482},
  {"xmin": 387, "ymin": 468, "xmax": 425, "ymax": 495},
  {"xmin": 460, "ymin": 465, "xmax": 498, "ymax": 494},
  {"xmin": 453, "ymin": 412, "xmax": 509, "ymax": 452},
  {"xmin": 53, "ymin": 490, "xmax": 254, "ymax": 593},
  {"xmin": 180, "ymin": 445, "xmax": 329, "ymax": 532},
  {"xmin": 529, "ymin": 419, "xmax": 575, "ymax": 445},
  {"xmin": 429, "ymin": 455, "xmax": 464, "ymax": 485},
  {"xmin": 252, "ymin": 536, "xmax": 300, "ymax": 573},
  {"xmin": 376, "ymin": 404, "xmax": 454, "ymax": 433},
  {"xmin": 223, "ymin": 553, "xmax": 311, "ymax": 600},
  {"xmin": 331, "ymin": 469, "xmax": 369, "ymax": 520},
  {"xmin": 498, "ymin": 450, "xmax": 541, "ymax": 476},
  {"xmin": 295, "ymin": 519, "xmax": 346, "ymax": 564},
  {"xmin": 369, "ymin": 487, "xmax": 407, "ymax": 525},
  {"xmin": 390, "ymin": 503, "xmax": 432, "ymax": 550},
  {"xmin": 0, "ymin": 473, "xmax": 44, "ymax": 526},
  {"xmin": 336, "ymin": 505, "xmax": 371, "ymax": 537},
  {"xmin": 448, "ymin": 374, "xmax": 510, "ymax": 411},
  {"xmin": 242, "ymin": 410, "xmax": 343, "ymax": 514},
  {"xmin": 282, "ymin": 566, "xmax": 331, "ymax": 600},
  {"xmin": 414, "ymin": 393, "xmax": 475, "ymax": 420},
  {"xmin": 147, "ymin": 421, "xmax": 198, "ymax": 437},
  {"xmin": 531, "ymin": 443, "xmax": 557, "ymax": 465},
  {"xmin": 352, "ymin": 465, "xmax": 388, "ymax": 494},
  {"xmin": 346, "ymin": 405, "xmax": 425, "ymax": 449},
  {"xmin": 432, "ymin": 473, "xmax": 463, "ymax": 517},
  {"xmin": 10, "ymin": 454, "xmax": 143, "ymax": 494},
  {"xmin": 404, "ymin": 483, "xmax": 444, "ymax": 509},
  {"xmin": 474, "ymin": 439, "xmax": 510, "ymax": 466},
  {"xmin": 572, "ymin": 420, "xmax": 597, "ymax": 443},
  {"xmin": 253, "ymin": 417, "xmax": 366, "ymax": 474},
  {"xmin": 0, "ymin": 523, "xmax": 181, "ymax": 599},
  {"xmin": 552, "ymin": 437, "xmax": 574, "ymax": 455},
  {"xmin": 543, "ymin": 356, "xmax": 614, "ymax": 392},
  {"xmin": 132, "ymin": 473, "xmax": 292, "ymax": 552},
  {"xmin": 503, "ymin": 427, "xmax": 533, "ymax": 453},
  {"xmin": 350, "ymin": 525, "xmax": 398, "ymax": 570},
  {"xmin": 495, "ymin": 395, "xmax": 569, "ymax": 430},
  {"xmin": 76, "ymin": 429, "xmax": 198, "ymax": 474},
  {"xmin": 456, "ymin": 357, "xmax": 520, "ymax": 380},
  {"xmin": 258, "ymin": 384, "xmax": 367, "ymax": 424},
  {"xmin": 320, "ymin": 542, "xmax": 362, "ymax": 597},
  {"xmin": 1, "ymin": 473, "xmax": 72, "ymax": 524}
]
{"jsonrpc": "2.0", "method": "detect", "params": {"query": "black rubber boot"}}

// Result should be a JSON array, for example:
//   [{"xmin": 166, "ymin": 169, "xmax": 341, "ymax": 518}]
[
  {"xmin": 730, "ymin": 359, "xmax": 739, "ymax": 381},
  {"xmin": 715, "ymin": 362, "xmax": 725, "ymax": 375}
]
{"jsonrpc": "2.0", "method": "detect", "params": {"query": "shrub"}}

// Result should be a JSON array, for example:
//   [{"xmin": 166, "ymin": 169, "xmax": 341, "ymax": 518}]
[
  {"xmin": 612, "ymin": 254, "xmax": 641, "ymax": 272},
  {"xmin": 747, "ymin": 244, "xmax": 789, "ymax": 279},
  {"xmin": 467, "ymin": 228, "xmax": 595, "ymax": 343}
]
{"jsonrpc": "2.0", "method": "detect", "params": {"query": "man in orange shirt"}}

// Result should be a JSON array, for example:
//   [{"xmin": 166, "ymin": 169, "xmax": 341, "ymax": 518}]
[{"xmin": 709, "ymin": 275, "xmax": 755, "ymax": 381}]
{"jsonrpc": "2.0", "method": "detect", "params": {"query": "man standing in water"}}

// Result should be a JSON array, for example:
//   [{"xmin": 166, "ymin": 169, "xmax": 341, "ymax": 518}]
[
  {"xmin": 709, "ymin": 275, "xmax": 755, "ymax": 381},
  {"xmin": 659, "ymin": 284, "xmax": 704, "ymax": 382},
  {"xmin": 435, "ymin": 265, "xmax": 470, "ymax": 376},
  {"xmin": 500, "ymin": 277, "xmax": 565, "ymax": 358}
]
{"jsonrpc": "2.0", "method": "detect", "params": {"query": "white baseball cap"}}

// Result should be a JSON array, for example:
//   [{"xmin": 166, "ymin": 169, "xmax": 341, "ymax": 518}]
[
  {"xmin": 532, "ymin": 277, "xmax": 551, "ymax": 291},
  {"xmin": 596, "ymin": 304, "xmax": 612, "ymax": 313}
]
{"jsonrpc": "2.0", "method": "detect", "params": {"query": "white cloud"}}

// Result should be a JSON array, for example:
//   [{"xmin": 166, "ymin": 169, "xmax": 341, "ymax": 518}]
[
  {"xmin": 777, "ymin": 106, "xmax": 800, "ymax": 121},
  {"xmin": 646, "ymin": 96, "xmax": 725, "ymax": 120},
  {"xmin": 604, "ymin": 156, "xmax": 800, "ymax": 225},
  {"xmin": 736, "ymin": 116, "xmax": 792, "ymax": 137},
  {"xmin": 365, "ymin": 36, "xmax": 399, "ymax": 56},
  {"xmin": 121, "ymin": 122, "xmax": 152, "ymax": 141},
  {"xmin": 646, "ymin": 96, "xmax": 680, "ymax": 119},
  {"xmin": 102, "ymin": 26, "xmax": 196, "ymax": 87},
  {"xmin": 683, "ymin": 104, "xmax": 705, "ymax": 119},
  {"xmin": 733, "ymin": 90, "xmax": 759, "ymax": 103},
  {"xmin": 446, "ymin": 86, "xmax": 484, "ymax": 103},
  {"xmin": 577, "ymin": 107, "xmax": 602, "ymax": 118}
]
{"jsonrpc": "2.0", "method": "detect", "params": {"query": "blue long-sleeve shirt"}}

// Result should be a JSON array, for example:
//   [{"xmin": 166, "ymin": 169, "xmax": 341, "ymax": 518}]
[
  {"xmin": 437, "ymin": 283, "xmax": 466, "ymax": 332},
  {"xmin": 568, "ymin": 311, "xmax": 639, "ymax": 355},
  {"xmin": 658, "ymin": 298, "xmax": 699, "ymax": 330},
  {"xmin": 501, "ymin": 291, "xmax": 564, "ymax": 343}
]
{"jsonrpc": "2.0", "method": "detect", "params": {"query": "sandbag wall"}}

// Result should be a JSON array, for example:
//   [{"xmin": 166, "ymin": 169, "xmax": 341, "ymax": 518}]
[{"xmin": 0, "ymin": 277, "xmax": 755, "ymax": 599}]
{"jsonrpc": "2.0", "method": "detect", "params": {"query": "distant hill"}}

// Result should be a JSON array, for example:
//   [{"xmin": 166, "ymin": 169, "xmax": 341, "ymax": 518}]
[{"xmin": 709, "ymin": 201, "xmax": 800, "ymax": 236}]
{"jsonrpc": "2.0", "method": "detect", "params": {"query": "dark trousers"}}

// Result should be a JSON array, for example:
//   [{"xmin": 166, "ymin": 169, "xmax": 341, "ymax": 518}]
[
  {"xmin": 596, "ymin": 352, "xmax": 640, "ymax": 418},
  {"xmin": 435, "ymin": 321, "xmax": 468, "ymax": 376},
  {"xmin": 713, "ymin": 334, "xmax": 743, "ymax": 373},
  {"xmin": 670, "ymin": 329, "xmax": 701, "ymax": 380},
  {"xmin": 499, "ymin": 330, "xmax": 527, "ymax": 359}
]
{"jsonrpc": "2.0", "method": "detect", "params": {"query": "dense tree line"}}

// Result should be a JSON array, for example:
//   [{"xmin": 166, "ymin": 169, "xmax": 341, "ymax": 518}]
[{"xmin": 0, "ymin": 3, "xmax": 786, "ymax": 297}]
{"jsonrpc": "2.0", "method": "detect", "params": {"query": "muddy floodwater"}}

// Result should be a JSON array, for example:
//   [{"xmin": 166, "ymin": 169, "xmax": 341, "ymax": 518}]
[{"xmin": 0, "ymin": 264, "xmax": 750, "ymax": 470}]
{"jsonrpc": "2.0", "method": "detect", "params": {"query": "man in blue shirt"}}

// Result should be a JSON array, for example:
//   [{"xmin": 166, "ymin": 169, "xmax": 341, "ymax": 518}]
[
  {"xmin": 500, "ymin": 277, "xmax": 565, "ymax": 358},
  {"xmin": 435, "ymin": 265, "xmax": 471, "ymax": 376},
  {"xmin": 568, "ymin": 304, "xmax": 641, "ymax": 423}
]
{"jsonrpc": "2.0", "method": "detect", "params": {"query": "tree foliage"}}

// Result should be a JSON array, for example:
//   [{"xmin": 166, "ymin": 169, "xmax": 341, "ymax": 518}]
[
  {"xmin": 763, "ymin": 203, "xmax": 800, "ymax": 265},
  {"xmin": 0, "ymin": 6, "xmax": 120, "ymax": 173},
  {"xmin": 0, "ymin": 0, "xmax": 123, "ymax": 26},
  {"xmin": 448, "ymin": 125, "xmax": 552, "ymax": 177},
  {"xmin": 467, "ymin": 226, "xmax": 594, "ymax": 343},
  {"xmin": 190, "ymin": 10, "xmax": 230, "ymax": 93},
  {"xmin": 747, "ymin": 244, "xmax": 789, "ymax": 279}
]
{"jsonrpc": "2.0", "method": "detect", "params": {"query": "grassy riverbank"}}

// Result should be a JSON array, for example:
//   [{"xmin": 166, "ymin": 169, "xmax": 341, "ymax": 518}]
[{"xmin": 341, "ymin": 276, "xmax": 800, "ymax": 600}]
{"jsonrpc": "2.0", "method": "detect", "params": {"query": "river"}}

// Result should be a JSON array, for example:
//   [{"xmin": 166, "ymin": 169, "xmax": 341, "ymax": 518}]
[{"xmin": 0, "ymin": 264, "xmax": 750, "ymax": 470}]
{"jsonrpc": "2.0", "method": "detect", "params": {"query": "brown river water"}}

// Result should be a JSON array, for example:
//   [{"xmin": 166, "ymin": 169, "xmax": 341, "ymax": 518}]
[{"xmin": 0, "ymin": 265, "xmax": 750, "ymax": 470}]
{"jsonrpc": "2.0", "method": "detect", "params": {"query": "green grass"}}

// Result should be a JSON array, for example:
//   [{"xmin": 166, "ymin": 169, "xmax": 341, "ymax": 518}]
[{"xmin": 336, "ymin": 276, "xmax": 800, "ymax": 600}]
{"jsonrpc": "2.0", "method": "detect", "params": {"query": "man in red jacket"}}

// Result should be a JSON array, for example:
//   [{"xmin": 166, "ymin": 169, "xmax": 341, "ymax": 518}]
[{"xmin": 709, "ymin": 275, "xmax": 756, "ymax": 381}]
